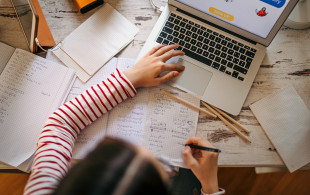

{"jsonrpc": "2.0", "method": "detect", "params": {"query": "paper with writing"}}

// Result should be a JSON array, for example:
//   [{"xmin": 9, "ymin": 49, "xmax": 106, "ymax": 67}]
[
  {"xmin": 106, "ymin": 88, "xmax": 149, "ymax": 145},
  {"xmin": 142, "ymin": 88, "xmax": 200, "ymax": 167},
  {"xmin": 0, "ymin": 48, "xmax": 75, "ymax": 170},
  {"xmin": 250, "ymin": 85, "xmax": 310, "ymax": 172}
]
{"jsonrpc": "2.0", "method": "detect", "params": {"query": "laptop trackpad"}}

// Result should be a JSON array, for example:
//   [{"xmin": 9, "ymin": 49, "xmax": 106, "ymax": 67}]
[{"xmin": 171, "ymin": 58, "xmax": 212, "ymax": 96}]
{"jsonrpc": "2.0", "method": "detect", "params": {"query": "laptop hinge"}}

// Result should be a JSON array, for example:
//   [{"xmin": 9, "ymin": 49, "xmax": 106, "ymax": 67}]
[{"xmin": 176, "ymin": 8, "xmax": 257, "ymax": 45}]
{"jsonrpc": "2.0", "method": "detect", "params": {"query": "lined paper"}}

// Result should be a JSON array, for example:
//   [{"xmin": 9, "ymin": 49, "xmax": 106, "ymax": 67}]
[
  {"xmin": 106, "ymin": 88, "xmax": 150, "ymax": 145},
  {"xmin": 142, "ymin": 88, "xmax": 200, "ymax": 167},
  {"xmin": 250, "ymin": 85, "xmax": 310, "ymax": 172}
]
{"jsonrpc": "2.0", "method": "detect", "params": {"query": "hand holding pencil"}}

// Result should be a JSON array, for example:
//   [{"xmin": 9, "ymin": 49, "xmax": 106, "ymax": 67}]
[{"xmin": 183, "ymin": 137, "xmax": 220, "ymax": 194}]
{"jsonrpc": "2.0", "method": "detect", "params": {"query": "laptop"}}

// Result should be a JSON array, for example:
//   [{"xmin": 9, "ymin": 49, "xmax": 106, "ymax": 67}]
[{"xmin": 137, "ymin": 0, "xmax": 298, "ymax": 115}]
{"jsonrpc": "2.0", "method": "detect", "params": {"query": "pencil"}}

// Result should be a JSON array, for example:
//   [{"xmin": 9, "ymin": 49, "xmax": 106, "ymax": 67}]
[
  {"xmin": 210, "ymin": 105, "xmax": 250, "ymax": 133},
  {"xmin": 185, "ymin": 144, "xmax": 221, "ymax": 153},
  {"xmin": 201, "ymin": 101, "xmax": 251, "ymax": 143},
  {"xmin": 162, "ymin": 90, "xmax": 217, "ymax": 118}
]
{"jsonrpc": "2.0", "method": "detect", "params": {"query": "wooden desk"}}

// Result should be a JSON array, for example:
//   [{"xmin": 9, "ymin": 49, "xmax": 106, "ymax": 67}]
[{"xmin": 0, "ymin": 0, "xmax": 309, "ymax": 168}]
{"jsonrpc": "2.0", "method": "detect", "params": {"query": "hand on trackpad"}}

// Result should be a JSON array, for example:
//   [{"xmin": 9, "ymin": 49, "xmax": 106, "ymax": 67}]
[{"xmin": 170, "ymin": 58, "xmax": 213, "ymax": 96}]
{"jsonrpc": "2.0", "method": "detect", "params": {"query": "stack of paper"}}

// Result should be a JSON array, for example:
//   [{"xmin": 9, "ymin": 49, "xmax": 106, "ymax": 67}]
[
  {"xmin": 250, "ymin": 85, "xmax": 310, "ymax": 172},
  {"xmin": 53, "ymin": 3, "xmax": 139, "ymax": 82}
]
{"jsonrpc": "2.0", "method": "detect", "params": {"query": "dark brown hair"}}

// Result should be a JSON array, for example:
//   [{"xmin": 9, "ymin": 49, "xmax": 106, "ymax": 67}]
[{"xmin": 53, "ymin": 137, "xmax": 170, "ymax": 195}]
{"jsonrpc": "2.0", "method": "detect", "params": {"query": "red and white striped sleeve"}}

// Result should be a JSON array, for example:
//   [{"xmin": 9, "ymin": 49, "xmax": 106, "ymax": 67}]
[{"xmin": 23, "ymin": 69, "xmax": 136, "ymax": 195}]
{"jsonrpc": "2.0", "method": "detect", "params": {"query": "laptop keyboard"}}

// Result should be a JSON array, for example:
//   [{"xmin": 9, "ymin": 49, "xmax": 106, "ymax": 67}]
[{"xmin": 156, "ymin": 13, "xmax": 257, "ymax": 82}]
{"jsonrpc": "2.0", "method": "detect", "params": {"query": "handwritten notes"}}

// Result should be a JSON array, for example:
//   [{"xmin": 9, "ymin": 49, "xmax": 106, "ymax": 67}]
[
  {"xmin": 106, "ymin": 88, "xmax": 149, "ymax": 145},
  {"xmin": 0, "ymin": 48, "xmax": 75, "ymax": 170},
  {"xmin": 142, "ymin": 88, "xmax": 200, "ymax": 167},
  {"xmin": 48, "ymin": 54, "xmax": 201, "ymax": 166}
]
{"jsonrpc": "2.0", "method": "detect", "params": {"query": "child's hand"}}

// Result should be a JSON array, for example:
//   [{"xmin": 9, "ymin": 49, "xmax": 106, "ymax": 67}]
[
  {"xmin": 123, "ymin": 44, "xmax": 185, "ymax": 88},
  {"xmin": 183, "ymin": 137, "xmax": 220, "ymax": 194}
]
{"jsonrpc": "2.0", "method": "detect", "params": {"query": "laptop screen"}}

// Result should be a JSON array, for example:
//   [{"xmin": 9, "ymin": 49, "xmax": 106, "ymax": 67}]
[{"xmin": 176, "ymin": 0, "xmax": 290, "ymax": 39}]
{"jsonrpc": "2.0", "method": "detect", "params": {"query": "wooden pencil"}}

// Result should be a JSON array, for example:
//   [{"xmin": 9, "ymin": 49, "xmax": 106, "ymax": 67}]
[
  {"xmin": 162, "ymin": 90, "xmax": 217, "ymax": 118},
  {"xmin": 201, "ymin": 101, "xmax": 251, "ymax": 143},
  {"xmin": 210, "ymin": 105, "xmax": 250, "ymax": 133}
]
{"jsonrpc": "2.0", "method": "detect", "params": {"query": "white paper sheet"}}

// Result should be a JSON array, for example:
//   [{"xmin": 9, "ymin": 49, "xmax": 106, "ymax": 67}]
[
  {"xmin": 53, "ymin": 48, "xmax": 92, "ymax": 82},
  {"xmin": 0, "ymin": 49, "xmax": 75, "ymax": 170},
  {"xmin": 55, "ymin": 3, "xmax": 138, "ymax": 81},
  {"xmin": 142, "ymin": 88, "xmax": 200, "ymax": 167},
  {"xmin": 250, "ymin": 85, "xmax": 310, "ymax": 172}
]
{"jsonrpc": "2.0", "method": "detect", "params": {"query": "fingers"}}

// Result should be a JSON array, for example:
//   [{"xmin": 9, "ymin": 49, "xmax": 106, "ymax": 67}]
[
  {"xmin": 156, "ymin": 71, "xmax": 179, "ymax": 84},
  {"xmin": 161, "ymin": 63, "xmax": 185, "ymax": 72},
  {"xmin": 183, "ymin": 146, "xmax": 198, "ymax": 169},
  {"xmin": 153, "ymin": 44, "xmax": 180, "ymax": 56},
  {"xmin": 186, "ymin": 137, "xmax": 214, "ymax": 148},
  {"xmin": 186, "ymin": 137, "xmax": 203, "ymax": 145},
  {"xmin": 159, "ymin": 49, "xmax": 185, "ymax": 62},
  {"xmin": 146, "ymin": 44, "xmax": 166, "ymax": 56}
]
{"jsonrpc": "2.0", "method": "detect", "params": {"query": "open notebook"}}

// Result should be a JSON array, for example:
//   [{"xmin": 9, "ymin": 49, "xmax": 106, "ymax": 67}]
[
  {"xmin": 47, "ymin": 52, "xmax": 200, "ymax": 167},
  {"xmin": 0, "ymin": 42, "xmax": 75, "ymax": 172}
]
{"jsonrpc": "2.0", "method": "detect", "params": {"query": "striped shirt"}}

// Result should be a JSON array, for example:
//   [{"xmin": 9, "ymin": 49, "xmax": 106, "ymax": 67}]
[{"xmin": 23, "ymin": 69, "xmax": 136, "ymax": 195}]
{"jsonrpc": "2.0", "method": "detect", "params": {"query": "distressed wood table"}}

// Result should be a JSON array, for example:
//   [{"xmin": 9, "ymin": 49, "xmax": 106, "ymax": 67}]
[{"xmin": 0, "ymin": 0, "xmax": 309, "ymax": 168}]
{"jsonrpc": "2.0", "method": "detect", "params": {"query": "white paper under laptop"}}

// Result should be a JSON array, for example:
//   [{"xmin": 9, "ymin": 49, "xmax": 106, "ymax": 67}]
[{"xmin": 137, "ymin": 0, "xmax": 298, "ymax": 115}]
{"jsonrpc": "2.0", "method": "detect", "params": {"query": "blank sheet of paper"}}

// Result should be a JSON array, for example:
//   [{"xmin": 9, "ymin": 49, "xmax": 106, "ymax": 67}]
[
  {"xmin": 59, "ymin": 3, "xmax": 138, "ymax": 77},
  {"xmin": 142, "ymin": 88, "xmax": 200, "ymax": 167},
  {"xmin": 53, "ymin": 48, "xmax": 92, "ymax": 82},
  {"xmin": 250, "ymin": 85, "xmax": 310, "ymax": 172}
]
